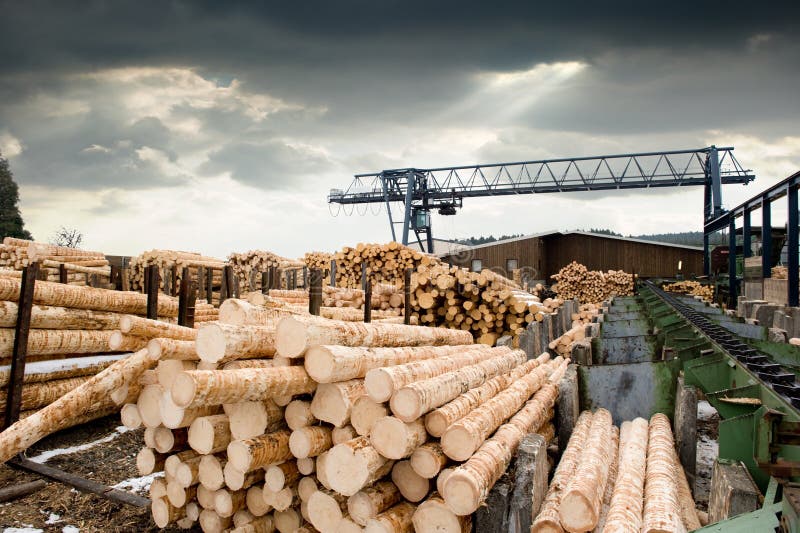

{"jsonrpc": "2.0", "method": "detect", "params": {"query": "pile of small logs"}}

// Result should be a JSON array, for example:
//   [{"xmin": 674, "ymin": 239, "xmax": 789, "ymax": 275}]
[
  {"xmin": 0, "ymin": 277, "xmax": 183, "ymax": 447},
  {"xmin": 532, "ymin": 411, "xmax": 700, "ymax": 533},
  {"xmin": 1, "ymin": 238, "xmax": 110, "ymax": 286},
  {"xmin": 545, "ymin": 303, "xmax": 601, "ymax": 357},
  {"xmin": 551, "ymin": 262, "xmax": 634, "ymax": 304},
  {"xmin": 333, "ymin": 242, "xmax": 437, "ymax": 289},
  {"xmin": 663, "ymin": 280, "xmax": 714, "ymax": 302},
  {"xmin": 303, "ymin": 252, "xmax": 334, "ymax": 272},
  {"xmin": 229, "ymin": 250, "xmax": 305, "ymax": 293},
  {"xmin": 193, "ymin": 300, "xmax": 219, "ymax": 325},
  {"xmin": 130, "ymin": 250, "xmax": 226, "ymax": 293},
  {"xmin": 772, "ymin": 266, "xmax": 788, "ymax": 279},
  {"xmin": 407, "ymin": 263, "xmax": 557, "ymax": 344},
  {"xmin": 65, "ymin": 304, "xmax": 564, "ymax": 532}
]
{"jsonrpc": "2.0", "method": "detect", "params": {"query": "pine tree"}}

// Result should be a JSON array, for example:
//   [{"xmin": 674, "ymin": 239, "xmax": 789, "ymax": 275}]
[{"xmin": 0, "ymin": 152, "xmax": 33, "ymax": 241}]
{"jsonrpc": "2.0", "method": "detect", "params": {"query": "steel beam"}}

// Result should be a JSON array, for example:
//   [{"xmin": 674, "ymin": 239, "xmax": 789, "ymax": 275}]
[
  {"xmin": 709, "ymin": 146, "xmax": 723, "ymax": 218},
  {"xmin": 729, "ymin": 217, "xmax": 738, "ymax": 308},
  {"xmin": 763, "ymin": 200, "xmax": 773, "ymax": 279},
  {"xmin": 704, "ymin": 233, "xmax": 710, "ymax": 276},
  {"xmin": 789, "ymin": 185, "xmax": 798, "ymax": 307},
  {"xmin": 743, "ymin": 209, "xmax": 752, "ymax": 258},
  {"xmin": 401, "ymin": 172, "xmax": 415, "ymax": 246}
]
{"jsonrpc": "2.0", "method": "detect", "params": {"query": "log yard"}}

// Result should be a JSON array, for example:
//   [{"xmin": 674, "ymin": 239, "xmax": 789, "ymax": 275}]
[{"xmin": 1, "ymin": 2, "xmax": 799, "ymax": 533}]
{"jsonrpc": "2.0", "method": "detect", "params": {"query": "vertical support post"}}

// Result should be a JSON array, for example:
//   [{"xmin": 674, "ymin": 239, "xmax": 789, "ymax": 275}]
[
  {"xmin": 703, "ymin": 182, "xmax": 712, "ymax": 222},
  {"xmin": 270, "ymin": 266, "xmax": 280, "ymax": 290},
  {"xmin": 743, "ymin": 208, "xmax": 752, "ymax": 258},
  {"xmin": 330, "ymin": 259, "xmax": 336, "ymax": 287},
  {"xmin": 728, "ymin": 217, "xmax": 737, "ymax": 308},
  {"xmin": 309, "ymin": 269, "xmax": 323, "ymax": 316},
  {"xmin": 302, "ymin": 266, "xmax": 308, "ymax": 289},
  {"xmin": 171, "ymin": 264, "xmax": 179, "ymax": 297},
  {"xmin": 261, "ymin": 271, "xmax": 269, "ymax": 295},
  {"xmin": 59, "ymin": 263, "xmax": 68, "ymax": 284},
  {"xmin": 178, "ymin": 266, "xmax": 196, "ymax": 328},
  {"xmin": 220, "ymin": 266, "xmax": 233, "ymax": 305},
  {"xmin": 197, "ymin": 267, "xmax": 206, "ymax": 302},
  {"xmin": 709, "ymin": 145, "xmax": 723, "ymax": 218},
  {"xmin": 361, "ymin": 262, "xmax": 367, "ymax": 291},
  {"xmin": 121, "ymin": 268, "xmax": 130, "ymax": 292},
  {"xmin": 381, "ymin": 173, "xmax": 398, "ymax": 242},
  {"xmin": 292, "ymin": 270, "xmax": 298, "ymax": 290},
  {"xmin": 763, "ymin": 198, "xmax": 772, "ymax": 279},
  {"xmin": 788, "ymin": 185, "xmax": 799, "ymax": 307},
  {"xmin": 3, "ymin": 262, "xmax": 39, "ymax": 429},
  {"xmin": 363, "ymin": 278, "xmax": 372, "ymax": 323},
  {"xmin": 110, "ymin": 265, "xmax": 121, "ymax": 290},
  {"xmin": 401, "ymin": 171, "xmax": 415, "ymax": 246},
  {"xmin": 404, "ymin": 268, "xmax": 412, "ymax": 325},
  {"xmin": 703, "ymin": 232, "xmax": 710, "ymax": 276},
  {"xmin": 285, "ymin": 270, "xmax": 292, "ymax": 291},
  {"xmin": 146, "ymin": 264, "xmax": 159, "ymax": 320},
  {"xmin": 206, "ymin": 268, "xmax": 214, "ymax": 306}
]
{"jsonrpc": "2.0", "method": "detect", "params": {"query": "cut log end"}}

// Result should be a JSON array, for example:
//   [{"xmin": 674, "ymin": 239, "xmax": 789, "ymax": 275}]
[
  {"xmin": 364, "ymin": 370, "xmax": 393, "ymax": 403},
  {"xmin": 275, "ymin": 317, "xmax": 307, "ymax": 358},
  {"xmin": 440, "ymin": 425, "xmax": 477, "ymax": 462},
  {"xmin": 170, "ymin": 373, "xmax": 197, "ymax": 408},
  {"xmin": 442, "ymin": 471, "xmax": 480, "ymax": 516},
  {"xmin": 304, "ymin": 345, "xmax": 335, "ymax": 383},
  {"xmin": 308, "ymin": 490, "xmax": 345, "ymax": 532},
  {"xmin": 195, "ymin": 324, "xmax": 228, "ymax": 363},
  {"xmin": 559, "ymin": 491, "xmax": 595, "ymax": 532}
]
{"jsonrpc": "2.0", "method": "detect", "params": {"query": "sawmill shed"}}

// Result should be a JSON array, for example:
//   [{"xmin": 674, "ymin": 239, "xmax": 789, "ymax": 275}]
[{"xmin": 437, "ymin": 230, "xmax": 704, "ymax": 280}]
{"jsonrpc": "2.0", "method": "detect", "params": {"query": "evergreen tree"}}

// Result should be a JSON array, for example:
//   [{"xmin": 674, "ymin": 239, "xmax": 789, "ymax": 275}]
[{"xmin": 0, "ymin": 152, "xmax": 32, "ymax": 240}]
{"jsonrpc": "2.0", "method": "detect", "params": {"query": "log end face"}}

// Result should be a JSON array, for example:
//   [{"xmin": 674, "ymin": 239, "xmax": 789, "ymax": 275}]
[
  {"xmin": 424, "ymin": 412, "xmax": 446, "ymax": 438},
  {"xmin": 275, "ymin": 317, "xmax": 307, "ymax": 358},
  {"xmin": 308, "ymin": 490, "xmax": 344, "ymax": 532},
  {"xmin": 289, "ymin": 429, "xmax": 312, "ymax": 459},
  {"xmin": 413, "ymin": 498, "xmax": 462, "ymax": 533},
  {"xmin": 558, "ymin": 490, "xmax": 596, "ymax": 533},
  {"xmin": 440, "ymin": 426, "xmax": 476, "ymax": 462},
  {"xmin": 346, "ymin": 492, "xmax": 373, "ymax": 526},
  {"xmin": 227, "ymin": 440, "xmax": 252, "ymax": 472},
  {"xmin": 389, "ymin": 388, "xmax": 422, "ymax": 423},
  {"xmin": 370, "ymin": 417, "xmax": 409, "ymax": 460},
  {"xmin": 151, "ymin": 497, "xmax": 172, "ymax": 528},
  {"xmin": 195, "ymin": 324, "xmax": 226, "ymax": 363},
  {"xmin": 442, "ymin": 472, "xmax": 480, "ymax": 516},
  {"xmin": 304, "ymin": 346, "xmax": 334, "ymax": 383},
  {"xmin": 170, "ymin": 373, "xmax": 197, "ymax": 409},
  {"xmin": 364, "ymin": 370, "xmax": 393, "ymax": 404},
  {"xmin": 188, "ymin": 417, "xmax": 213, "ymax": 455}
]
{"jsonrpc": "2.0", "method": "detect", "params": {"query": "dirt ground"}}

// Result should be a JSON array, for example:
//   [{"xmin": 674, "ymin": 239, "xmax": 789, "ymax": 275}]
[{"xmin": 0, "ymin": 415, "xmax": 192, "ymax": 532}]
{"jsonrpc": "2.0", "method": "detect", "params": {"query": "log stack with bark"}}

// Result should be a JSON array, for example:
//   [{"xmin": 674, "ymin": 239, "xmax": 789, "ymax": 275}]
[
  {"xmin": 333, "ymin": 242, "xmax": 437, "ymax": 289},
  {"xmin": 551, "ymin": 262, "xmax": 634, "ymax": 304},
  {"xmin": 407, "ymin": 263, "xmax": 560, "ymax": 344},
  {"xmin": 531, "ymin": 411, "xmax": 700, "ymax": 533},
  {"xmin": 228, "ymin": 250, "xmax": 305, "ymax": 294},
  {"xmin": 304, "ymin": 252, "xmax": 334, "ymax": 273},
  {"xmin": 130, "ymin": 250, "xmax": 226, "ymax": 295},
  {"xmin": 1, "ymin": 238, "xmax": 110, "ymax": 286},
  {"xmin": 109, "ymin": 304, "xmax": 563, "ymax": 531},
  {"xmin": 663, "ymin": 281, "xmax": 714, "ymax": 303}
]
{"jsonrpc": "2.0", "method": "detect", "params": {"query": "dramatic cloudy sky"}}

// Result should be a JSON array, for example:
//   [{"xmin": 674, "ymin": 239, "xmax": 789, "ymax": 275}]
[{"xmin": 1, "ymin": 1, "xmax": 799, "ymax": 258}]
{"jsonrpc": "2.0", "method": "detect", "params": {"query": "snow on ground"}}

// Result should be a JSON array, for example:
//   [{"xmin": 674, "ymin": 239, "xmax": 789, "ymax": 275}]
[
  {"xmin": 3, "ymin": 527, "xmax": 43, "ymax": 533},
  {"xmin": 698, "ymin": 399, "xmax": 719, "ymax": 421},
  {"xmin": 62, "ymin": 527, "xmax": 79, "ymax": 533},
  {"xmin": 44, "ymin": 513, "xmax": 61, "ymax": 524},
  {"xmin": 112, "ymin": 472, "xmax": 163, "ymax": 494},
  {"xmin": 697, "ymin": 433, "xmax": 720, "ymax": 470},
  {"xmin": 27, "ymin": 426, "xmax": 132, "ymax": 464},
  {"xmin": 0, "ymin": 354, "xmax": 125, "ymax": 376}
]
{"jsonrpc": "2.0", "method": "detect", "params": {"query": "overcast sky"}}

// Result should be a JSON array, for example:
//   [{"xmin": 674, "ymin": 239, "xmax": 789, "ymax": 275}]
[{"xmin": 1, "ymin": 1, "xmax": 799, "ymax": 259}]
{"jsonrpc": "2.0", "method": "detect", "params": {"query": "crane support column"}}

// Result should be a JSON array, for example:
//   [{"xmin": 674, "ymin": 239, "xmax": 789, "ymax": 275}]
[
  {"xmin": 788, "ymin": 185, "xmax": 798, "ymax": 307},
  {"xmin": 401, "ymin": 171, "xmax": 415, "ymax": 246},
  {"xmin": 709, "ymin": 145, "xmax": 723, "ymax": 218},
  {"xmin": 763, "ymin": 199, "xmax": 773, "ymax": 279},
  {"xmin": 729, "ymin": 217, "xmax": 738, "ymax": 307},
  {"xmin": 743, "ymin": 209, "xmax": 752, "ymax": 258}
]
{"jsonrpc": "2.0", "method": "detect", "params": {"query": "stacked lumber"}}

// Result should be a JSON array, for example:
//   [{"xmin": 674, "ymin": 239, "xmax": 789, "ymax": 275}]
[
  {"xmin": 304, "ymin": 252, "xmax": 334, "ymax": 272},
  {"xmin": 551, "ymin": 262, "xmax": 634, "ymax": 304},
  {"xmin": 118, "ymin": 305, "xmax": 562, "ymax": 531},
  {"xmin": 130, "ymin": 250, "xmax": 226, "ymax": 293},
  {"xmin": 407, "ymin": 263, "xmax": 556, "ymax": 344},
  {"xmin": 194, "ymin": 300, "xmax": 219, "ymax": 325},
  {"xmin": 333, "ymin": 242, "xmax": 437, "ymax": 289},
  {"xmin": 772, "ymin": 265, "xmax": 788, "ymax": 279},
  {"xmin": 531, "ymin": 411, "xmax": 699, "ymax": 533},
  {"xmin": 663, "ymin": 281, "xmax": 714, "ymax": 302},
  {"xmin": 1, "ymin": 238, "xmax": 110, "ymax": 286},
  {"xmin": 228, "ymin": 250, "xmax": 305, "ymax": 294}
]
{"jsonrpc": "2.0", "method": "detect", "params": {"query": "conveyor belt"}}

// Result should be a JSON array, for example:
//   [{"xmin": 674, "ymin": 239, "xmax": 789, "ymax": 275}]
[{"xmin": 645, "ymin": 280, "xmax": 800, "ymax": 409}]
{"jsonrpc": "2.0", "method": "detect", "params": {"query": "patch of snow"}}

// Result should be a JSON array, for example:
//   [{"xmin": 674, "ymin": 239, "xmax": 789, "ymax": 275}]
[
  {"xmin": 3, "ymin": 527, "xmax": 43, "ymax": 533},
  {"xmin": 115, "ymin": 425, "xmax": 133, "ymax": 434},
  {"xmin": 44, "ymin": 513, "xmax": 61, "ymax": 524},
  {"xmin": 697, "ymin": 434, "xmax": 719, "ymax": 471},
  {"xmin": 697, "ymin": 400, "xmax": 719, "ymax": 421},
  {"xmin": 0, "ymin": 354, "xmax": 126, "ymax": 377},
  {"xmin": 62, "ymin": 527, "xmax": 79, "ymax": 533},
  {"xmin": 113, "ymin": 472, "xmax": 163, "ymax": 494},
  {"xmin": 27, "ymin": 429, "xmax": 126, "ymax": 464}
]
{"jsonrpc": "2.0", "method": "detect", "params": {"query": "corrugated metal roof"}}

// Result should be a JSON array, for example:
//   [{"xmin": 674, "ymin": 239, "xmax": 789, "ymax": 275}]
[{"xmin": 436, "ymin": 229, "xmax": 703, "ymax": 256}]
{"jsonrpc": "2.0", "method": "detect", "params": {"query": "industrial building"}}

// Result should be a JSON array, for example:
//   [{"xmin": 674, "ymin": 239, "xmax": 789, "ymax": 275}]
[{"xmin": 437, "ymin": 230, "xmax": 705, "ymax": 280}]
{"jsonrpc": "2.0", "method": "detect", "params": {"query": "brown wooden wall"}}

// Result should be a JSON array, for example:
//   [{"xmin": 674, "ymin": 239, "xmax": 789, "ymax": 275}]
[
  {"xmin": 440, "ymin": 233, "xmax": 704, "ymax": 279},
  {"xmin": 440, "ymin": 238, "xmax": 546, "ymax": 279}
]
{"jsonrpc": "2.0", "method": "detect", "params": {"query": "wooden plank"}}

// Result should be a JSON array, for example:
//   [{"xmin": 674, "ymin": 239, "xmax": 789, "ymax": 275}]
[
  {"xmin": 8, "ymin": 457, "xmax": 150, "ymax": 508},
  {"xmin": 3, "ymin": 262, "xmax": 38, "ymax": 429}
]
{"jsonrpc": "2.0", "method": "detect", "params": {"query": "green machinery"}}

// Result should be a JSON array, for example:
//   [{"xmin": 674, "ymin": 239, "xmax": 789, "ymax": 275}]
[{"xmin": 639, "ymin": 281, "xmax": 800, "ymax": 531}]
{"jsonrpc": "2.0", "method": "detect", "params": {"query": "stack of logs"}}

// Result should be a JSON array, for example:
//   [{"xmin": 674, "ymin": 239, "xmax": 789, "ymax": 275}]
[
  {"xmin": 303, "ymin": 252, "xmax": 334, "ymax": 273},
  {"xmin": 130, "ymin": 250, "xmax": 226, "ymax": 294},
  {"xmin": 70, "ymin": 303, "xmax": 566, "ymax": 532},
  {"xmin": 1, "ymin": 238, "xmax": 110, "ymax": 286},
  {"xmin": 531, "ymin": 410, "xmax": 700, "ymax": 533},
  {"xmin": 333, "ymin": 242, "xmax": 437, "ymax": 289},
  {"xmin": 663, "ymin": 281, "xmax": 714, "ymax": 303},
  {"xmin": 408, "ymin": 263, "xmax": 560, "ymax": 344},
  {"xmin": 772, "ymin": 266, "xmax": 788, "ymax": 279},
  {"xmin": 551, "ymin": 262, "xmax": 634, "ymax": 304},
  {"xmin": 0, "ymin": 277, "xmax": 180, "ymax": 431},
  {"xmin": 229, "ymin": 250, "xmax": 305, "ymax": 294},
  {"xmin": 259, "ymin": 286, "xmax": 405, "ymax": 317}
]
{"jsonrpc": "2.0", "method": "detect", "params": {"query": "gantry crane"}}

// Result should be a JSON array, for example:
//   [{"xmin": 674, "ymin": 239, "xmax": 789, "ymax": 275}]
[{"xmin": 328, "ymin": 146, "xmax": 755, "ymax": 253}]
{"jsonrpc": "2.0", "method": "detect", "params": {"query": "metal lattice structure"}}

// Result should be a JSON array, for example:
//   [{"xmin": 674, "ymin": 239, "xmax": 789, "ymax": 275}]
[{"xmin": 328, "ymin": 146, "xmax": 755, "ymax": 252}]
